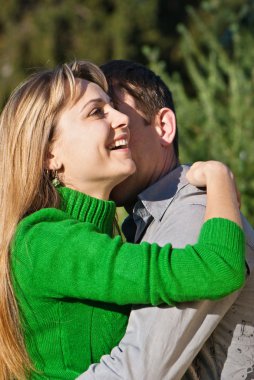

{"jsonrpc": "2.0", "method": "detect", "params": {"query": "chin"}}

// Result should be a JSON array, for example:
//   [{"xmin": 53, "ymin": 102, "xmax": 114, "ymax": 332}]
[
  {"xmin": 126, "ymin": 159, "xmax": 136, "ymax": 175},
  {"xmin": 116, "ymin": 160, "xmax": 136, "ymax": 178}
]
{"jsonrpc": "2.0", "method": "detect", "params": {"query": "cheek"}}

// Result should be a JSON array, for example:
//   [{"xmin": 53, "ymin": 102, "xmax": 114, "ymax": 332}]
[
  {"xmin": 57, "ymin": 135, "xmax": 87, "ymax": 169},
  {"xmin": 61, "ymin": 127, "xmax": 89, "ymax": 151},
  {"xmin": 129, "ymin": 132, "xmax": 144, "ymax": 155},
  {"xmin": 58, "ymin": 123, "xmax": 109, "ymax": 167},
  {"xmin": 70, "ymin": 139, "xmax": 105, "ymax": 170}
]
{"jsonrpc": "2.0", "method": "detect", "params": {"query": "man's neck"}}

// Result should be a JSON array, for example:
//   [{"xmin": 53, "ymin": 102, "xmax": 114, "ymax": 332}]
[{"xmin": 124, "ymin": 157, "xmax": 180, "ymax": 215}]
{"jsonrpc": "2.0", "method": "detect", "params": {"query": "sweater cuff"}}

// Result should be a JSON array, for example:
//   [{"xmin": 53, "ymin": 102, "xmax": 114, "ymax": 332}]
[
  {"xmin": 198, "ymin": 218, "xmax": 245, "ymax": 255},
  {"xmin": 57, "ymin": 186, "xmax": 116, "ymax": 235}
]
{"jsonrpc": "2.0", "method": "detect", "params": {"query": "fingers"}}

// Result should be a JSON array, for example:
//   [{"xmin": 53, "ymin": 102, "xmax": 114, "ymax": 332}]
[
  {"xmin": 187, "ymin": 161, "xmax": 241, "ymax": 208},
  {"xmin": 186, "ymin": 161, "xmax": 206, "ymax": 187},
  {"xmin": 186, "ymin": 161, "xmax": 235, "ymax": 189}
]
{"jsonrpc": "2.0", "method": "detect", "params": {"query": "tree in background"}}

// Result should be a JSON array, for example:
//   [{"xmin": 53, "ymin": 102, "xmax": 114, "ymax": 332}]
[
  {"xmin": 145, "ymin": 0, "xmax": 254, "ymax": 223},
  {"xmin": 1, "ymin": 0, "xmax": 253, "ymax": 223},
  {"xmin": 0, "ymin": 0, "xmax": 199, "ymax": 109}
]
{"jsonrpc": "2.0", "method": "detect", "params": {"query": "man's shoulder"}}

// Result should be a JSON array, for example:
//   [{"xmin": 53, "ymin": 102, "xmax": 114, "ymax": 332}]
[
  {"xmin": 136, "ymin": 164, "xmax": 207, "ymax": 227},
  {"xmin": 153, "ymin": 164, "xmax": 207, "ymax": 209},
  {"xmin": 140, "ymin": 164, "xmax": 206, "ymax": 203},
  {"xmin": 172, "ymin": 179, "xmax": 207, "ymax": 207}
]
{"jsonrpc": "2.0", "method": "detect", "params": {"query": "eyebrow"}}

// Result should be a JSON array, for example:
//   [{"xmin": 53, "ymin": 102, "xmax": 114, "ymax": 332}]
[{"xmin": 80, "ymin": 97, "xmax": 112, "ymax": 112}]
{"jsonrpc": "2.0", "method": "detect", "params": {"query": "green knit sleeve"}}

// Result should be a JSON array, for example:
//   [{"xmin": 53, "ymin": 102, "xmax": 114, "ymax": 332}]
[{"xmin": 12, "ymin": 212, "xmax": 245, "ymax": 306}]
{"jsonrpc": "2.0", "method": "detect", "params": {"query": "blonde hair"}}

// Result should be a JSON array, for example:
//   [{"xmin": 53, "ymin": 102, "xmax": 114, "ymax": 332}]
[{"xmin": 0, "ymin": 61, "xmax": 108, "ymax": 379}]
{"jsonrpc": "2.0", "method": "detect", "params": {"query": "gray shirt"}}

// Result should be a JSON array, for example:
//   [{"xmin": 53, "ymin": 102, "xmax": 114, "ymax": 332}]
[{"xmin": 78, "ymin": 165, "xmax": 254, "ymax": 380}]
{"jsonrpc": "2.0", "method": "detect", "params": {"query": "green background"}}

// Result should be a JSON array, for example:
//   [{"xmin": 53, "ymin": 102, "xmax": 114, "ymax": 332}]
[{"xmin": 1, "ymin": 0, "xmax": 253, "ymax": 224}]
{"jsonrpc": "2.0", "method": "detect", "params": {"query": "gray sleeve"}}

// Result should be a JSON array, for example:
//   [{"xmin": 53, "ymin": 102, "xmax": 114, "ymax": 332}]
[{"xmin": 76, "ymin": 200, "xmax": 242, "ymax": 380}]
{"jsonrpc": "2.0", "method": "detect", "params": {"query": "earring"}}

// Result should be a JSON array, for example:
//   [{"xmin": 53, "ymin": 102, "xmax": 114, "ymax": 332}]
[{"xmin": 52, "ymin": 170, "xmax": 60, "ymax": 187}]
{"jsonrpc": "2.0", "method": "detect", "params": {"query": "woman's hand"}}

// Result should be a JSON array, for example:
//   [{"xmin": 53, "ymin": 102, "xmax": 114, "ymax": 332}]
[
  {"xmin": 187, "ymin": 161, "xmax": 241, "ymax": 207},
  {"xmin": 186, "ymin": 161, "xmax": 242, "ymax": 227},
  {"xmin": 186, "ymin": 161, "xmax": 232, "ymax": 187}
]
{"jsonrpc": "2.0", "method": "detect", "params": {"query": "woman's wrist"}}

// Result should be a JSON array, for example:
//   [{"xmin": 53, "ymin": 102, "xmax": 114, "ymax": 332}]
[
  {"xmin": 205, "ymin": 166, "xmax": 242, "ymax": 228},
  {"xmin": 204, "ymin": 161, "xmax": 232, "ymax": 185}
]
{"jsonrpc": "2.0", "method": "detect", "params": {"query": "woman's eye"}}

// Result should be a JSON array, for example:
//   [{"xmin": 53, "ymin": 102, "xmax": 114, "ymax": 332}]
[{"xmin": 89, "ymin": 108, "xmax": 105, "ymax": 117}]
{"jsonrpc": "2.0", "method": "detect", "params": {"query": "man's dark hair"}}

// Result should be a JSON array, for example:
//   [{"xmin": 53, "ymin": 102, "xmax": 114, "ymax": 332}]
[{"xmin": 100, "ymin": 59, "xmax": 179, "ymax": 159}]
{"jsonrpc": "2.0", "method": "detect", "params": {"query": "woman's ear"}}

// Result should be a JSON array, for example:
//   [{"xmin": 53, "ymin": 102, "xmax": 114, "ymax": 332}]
[
  {"xmin": 45, "ymin": 147, "xmax": 62, "ymax": 171},
  {"xmin": 154, "ymin": 108, "xmax": 176, "ymax": 147}
]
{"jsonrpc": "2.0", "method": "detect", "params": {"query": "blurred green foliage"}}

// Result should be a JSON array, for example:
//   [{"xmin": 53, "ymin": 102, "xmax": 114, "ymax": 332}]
[
  {"xmin": 0, "ymin": 0, "xmax": 253, "ymax": 224},
  {"xmin": 0, "ymin": 0, "xmax": 198, "ymax": 108},
  {"xmin": 145, "ymin": 1, "xmax": 254, "ymax": 224}
]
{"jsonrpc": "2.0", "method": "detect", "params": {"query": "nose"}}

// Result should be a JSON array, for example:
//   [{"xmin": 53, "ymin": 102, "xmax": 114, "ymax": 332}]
[{"xmin": 110, "ymin": 107, "xmax": 129, "ymax": 130}]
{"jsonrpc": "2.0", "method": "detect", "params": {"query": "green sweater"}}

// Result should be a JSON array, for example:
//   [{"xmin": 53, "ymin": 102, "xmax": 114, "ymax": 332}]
[{"xmin": 11, "ymin": 187, "xmax": 245, "ymax": 379}]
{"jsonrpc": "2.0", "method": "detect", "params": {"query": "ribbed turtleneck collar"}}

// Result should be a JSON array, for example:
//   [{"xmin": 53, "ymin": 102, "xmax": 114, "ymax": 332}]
[{"xmin": 57, "ymin": 186, "xmax": 116, "ymax": 236}]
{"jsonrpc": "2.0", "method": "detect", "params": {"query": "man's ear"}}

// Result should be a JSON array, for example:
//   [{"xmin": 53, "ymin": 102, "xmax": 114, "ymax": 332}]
[{"xmin": 154, "ymin": 108, "xmax": 176, "ymax": 147}]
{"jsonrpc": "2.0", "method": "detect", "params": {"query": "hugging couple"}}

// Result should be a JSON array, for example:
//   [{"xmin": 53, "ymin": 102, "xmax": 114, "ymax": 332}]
[{"xmin": 0, "ymin": 59, "xmax": 253, "ymax": 380}]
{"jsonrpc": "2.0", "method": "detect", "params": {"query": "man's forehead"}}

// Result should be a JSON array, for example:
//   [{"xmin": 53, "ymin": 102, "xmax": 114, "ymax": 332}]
[
  {"xmin": 111, "ymin": 86, "xmax": 136, "ymax": 108},
  {"xmin": 111, "ymin": 83, "xmax": 150, "ymax": 124}
]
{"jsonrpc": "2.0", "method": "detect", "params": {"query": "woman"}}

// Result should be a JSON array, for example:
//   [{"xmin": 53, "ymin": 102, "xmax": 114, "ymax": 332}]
[{"xmin": 0, "ymin": 61, "xmax": 244, "ymax": 380}]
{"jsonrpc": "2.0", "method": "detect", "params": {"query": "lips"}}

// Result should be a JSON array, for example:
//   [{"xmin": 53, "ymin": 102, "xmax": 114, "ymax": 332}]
[{"xmin": 108, "ymin": 138, "xmax": 129, "ymax": 150}]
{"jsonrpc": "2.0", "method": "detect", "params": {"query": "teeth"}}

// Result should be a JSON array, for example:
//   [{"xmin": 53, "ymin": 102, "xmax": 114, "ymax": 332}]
[{"xmin": 109, "ymin": 139, "xmax": 128, "ymax": 150}]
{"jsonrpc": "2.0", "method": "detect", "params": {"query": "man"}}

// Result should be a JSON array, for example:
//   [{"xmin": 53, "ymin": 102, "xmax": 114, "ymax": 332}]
[{"xmin": 79, "ymin": 60, "xmax": 254, "ymax": 379}]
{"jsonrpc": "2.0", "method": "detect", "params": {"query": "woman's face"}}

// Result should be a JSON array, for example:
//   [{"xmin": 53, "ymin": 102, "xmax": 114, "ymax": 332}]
[{"xmin": 48, "ymin": 78, "xmax": 136, "ymax": 199}]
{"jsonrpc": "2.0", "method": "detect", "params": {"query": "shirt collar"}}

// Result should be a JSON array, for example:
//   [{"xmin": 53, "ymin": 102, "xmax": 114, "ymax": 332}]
[{"xmin": 136, "ymin": 164, "xmax": 190, "ymax": 221}]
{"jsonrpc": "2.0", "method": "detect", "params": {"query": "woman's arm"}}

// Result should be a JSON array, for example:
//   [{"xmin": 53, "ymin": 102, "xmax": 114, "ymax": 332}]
[
  {"xmin": 12, "ymin": 162, "xmax": 245, "ymax": 306},
  {"xmin": 187, "ymin": 161, "xmax": 242, "ymax": 227}
]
